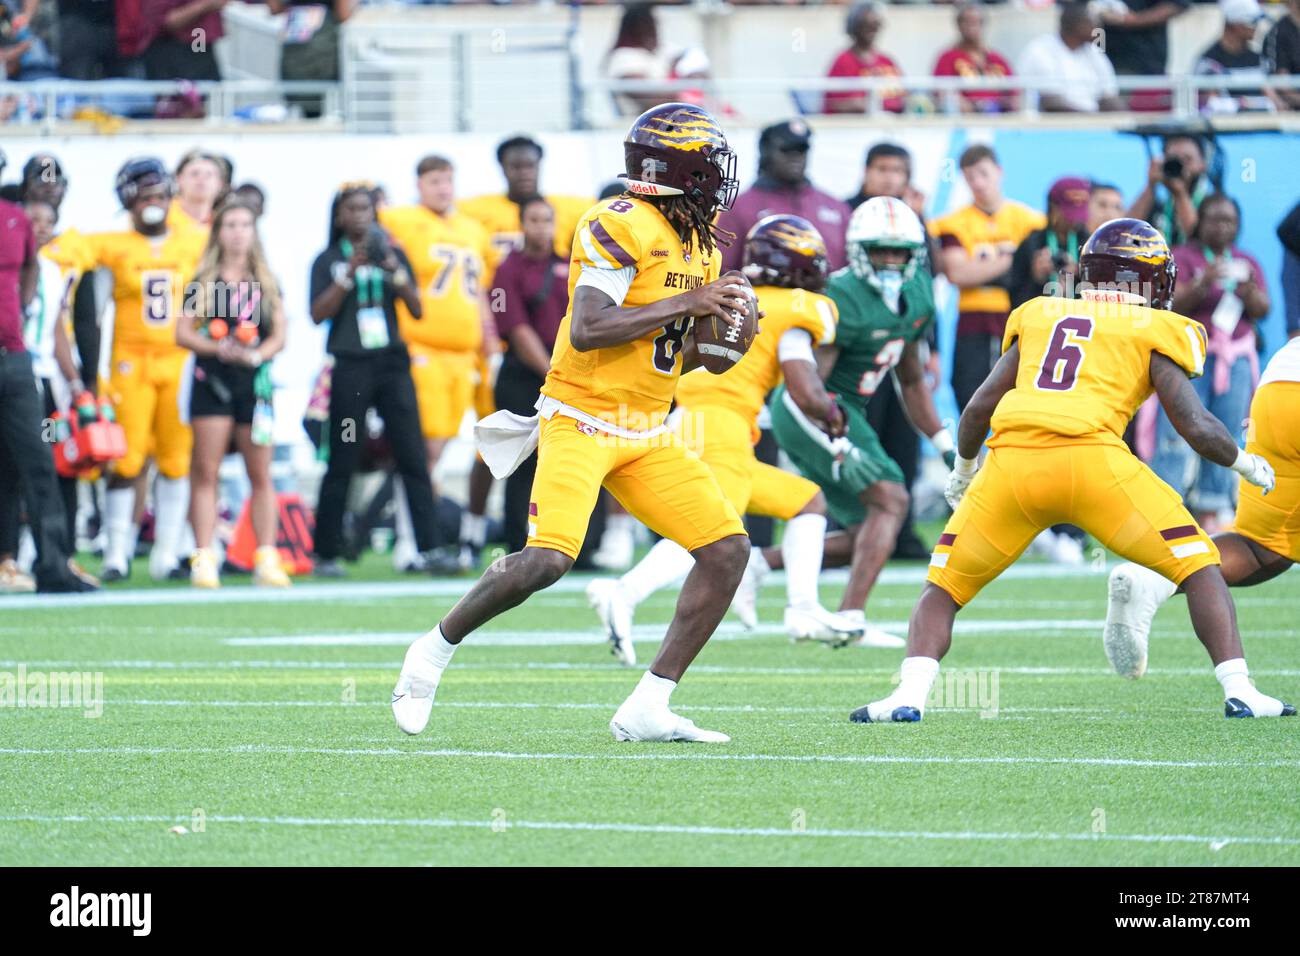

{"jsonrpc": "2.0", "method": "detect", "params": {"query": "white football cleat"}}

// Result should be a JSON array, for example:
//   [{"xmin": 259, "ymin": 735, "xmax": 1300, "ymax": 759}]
[
  {"xmin": 831, "ymin": 609, "xmax": 906, "ymax": 648},
  {"xmin": 730, "ymin": 546, "xmax": 769, "ymax": 630},
  {"xmin": 609, "ymin": 698, "xmax": 730, "ymax": 743},
  {"xmin": 784, "ymin": 604, "xmax": 866, "ymax": 647},
  {"xmin": 189, "ymin": 548, "xmax": 220, "ymax": 589},
  {"xmin": 391, "ymin": 635, "xmax": 442, "ymax": 735},
  {"xmin": 1103, "ymin": 562, "xmax": 1175, "ymax": 678},
  {"xmin": 586, "ymin": 578, "xmax": 636, "ymax": 666}
]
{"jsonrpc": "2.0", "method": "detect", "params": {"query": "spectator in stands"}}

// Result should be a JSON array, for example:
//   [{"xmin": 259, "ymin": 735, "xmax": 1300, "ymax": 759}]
[
  {"xmin": 267, "ymin": 0, "xmax": 356, "ymax": 119},
  {"xmin": 1152, "ymin": 193, "xmax": 1270, "ymax": 528},
  {"xmin": 1126, "ymin": 133, "xmax": 1210, "ymax": 248},
  {"xmin": 823, "ymin": 0, "xmax": 905, "ymax": 114},
  {"xmin": 57, "ymin": 0, "xmax": 134, "ymax": 80},
  {"xmin": 308, "ymin": 182, "xmax": 441, "ymax": 578},
  {"xmin": 1015, "ymin": 2, "xmax": 1123, "ymax": 112},
  {"xmin": 1279, "ymin": 200, "xmax": 1300, "ymax": 338},
  {"xmin": 932, "ymin": 3, "xmax": 1014, "ymax": 114},
  {"xmin": 716, "ymin": 119, "xmax": 851, "ymax": 274},
  {"xmin": 2, "ymin": 0, "xmax": 57, "ymax": 79},
  {"xmin": 930, "ymin": 144, "xmax": 1045, "ymax": 411},
  {"xmin": 1009, "ymin": 176, "xmax": 1089, "ymax": 310},
  {"xmin": 489, "ymin": 196, "xmax": 568, "ymax": 555},
  {"xmin": 1097, "ymin": 0, "xmax": 1190, "ymax": 85},
  {"xmin": 1195, "ymin": 0, "xmax": 1272, "ymax": 113},
  {"xmin": 604, "ymin": 2, "xmax": 673, "ymax": 116},
  {"xmin": 176, "ymin": 196, "xmax": 288, "ymax": 590},
  {"xmin": 0, "ymin": 150, "xmax": 96, "ymax": 593},
  {"xmin": 1263, "ymin": 0, "xmax": 1300, "ymax": 109},
  {"xmin": 141, "ymin": 0, "xmax": 226, "ymax": 81},
  {"xmin": 1087, "ymin": 181, "xmax": 1126, "ymax": 231}
]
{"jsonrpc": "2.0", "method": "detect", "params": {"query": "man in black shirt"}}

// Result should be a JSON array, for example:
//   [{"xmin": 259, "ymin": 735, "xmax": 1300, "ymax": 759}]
[
  {"xmin": 1264, "ymin": 0, "xmax": 1300, "ymax": 109},
  {"xmin": 1098, "ymin": 0, "xmax": 1190, "ymax": 83},
  {"xmin": 308, "ymin": 184, "xmax": 458, "ymax": 577},
  {"xmin": 1195, "ymin": 0, "xmax": 1271, "ymax": 112},
  {"xmin": 57, "ymin": 0, "xmax": 132, "ymax": 80},
  {"xmin": 1009, "ymin": 176, "xmax": 1089, "ymax": 310}
]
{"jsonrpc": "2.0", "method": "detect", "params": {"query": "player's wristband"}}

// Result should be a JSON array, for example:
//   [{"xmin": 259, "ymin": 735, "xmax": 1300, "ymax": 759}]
[
  {"xmin": 930, "ymin": 428, "xmax": 955, "ymax": 457},
  {"xmin": 953, "ymin": 453, "xmax": 980, "ymax": 477}
]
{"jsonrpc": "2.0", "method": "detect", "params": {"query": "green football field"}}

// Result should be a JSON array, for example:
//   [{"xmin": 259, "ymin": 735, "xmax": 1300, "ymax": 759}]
[{"xmin": 1, "ymin": 552, "xmax": 1297, "ymax": 867}]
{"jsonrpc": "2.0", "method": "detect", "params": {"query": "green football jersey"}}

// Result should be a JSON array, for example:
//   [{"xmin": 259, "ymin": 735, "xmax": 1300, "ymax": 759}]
[{"xmin": 823, "ymin": 266, "xmax": 935, "ymax": 402}]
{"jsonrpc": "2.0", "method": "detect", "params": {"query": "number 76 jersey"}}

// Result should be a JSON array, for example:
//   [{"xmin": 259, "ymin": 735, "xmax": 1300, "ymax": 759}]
[
  {"xmin": 988, "ymin": 295, "xmax": 1208, "ymax": 450},
  {"xmin": 542, "ymin": 196, "xmax": 720, "ymax": 428}
]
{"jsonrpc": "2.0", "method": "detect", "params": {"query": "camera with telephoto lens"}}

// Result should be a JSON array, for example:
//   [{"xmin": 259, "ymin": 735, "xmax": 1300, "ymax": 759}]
[
  {"xmin": 365, "ymin": 225, "xmax": 391, "ymax": 266},
  {"xmin": 1162, "ymin": 156, "xmax": 1185, "ymax": 181},
  {"xmin": 1052, "ymin": 251, "xmax": 1072, "ymax": 271}
]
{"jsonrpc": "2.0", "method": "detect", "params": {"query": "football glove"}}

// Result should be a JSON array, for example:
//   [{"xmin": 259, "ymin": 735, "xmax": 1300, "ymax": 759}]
[
  {"xmin": 944, "ymin": 454, "xmax": 981, "ymax": 511},
  {"xmin": 1231, "ymin": 450, "xmax": 1275, "ymax": 495},
  {"xmin": 830, "ymin": 437, "xmax": 873, "ymax": 487}
]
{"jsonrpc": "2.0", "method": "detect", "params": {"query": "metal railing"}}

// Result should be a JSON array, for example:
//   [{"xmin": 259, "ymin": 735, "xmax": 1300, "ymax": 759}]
[
  {"xmin": 0, "ymin": 79, "xmax": 342, "ymax": 132},
  {"xmin": 591, "ymin": 74, "xmax": 1300, "ymax": 126}
]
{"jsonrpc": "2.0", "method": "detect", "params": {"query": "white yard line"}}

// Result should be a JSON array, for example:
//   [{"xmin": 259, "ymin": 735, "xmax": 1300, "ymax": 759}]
[
  {"xmin": 0, "ymin": 812, "xmax": 1293, "ymax": 849},
  {"xmin": 1, "ymin": 744, "xmax": 1297, "ymax": 769},
  {"xmin": 0, "ymin": 563, "xmax": 1106, "ymax": 612}
]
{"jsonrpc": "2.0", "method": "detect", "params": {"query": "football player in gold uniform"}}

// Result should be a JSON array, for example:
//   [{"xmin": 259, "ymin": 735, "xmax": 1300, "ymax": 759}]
[
  {"xmin": 1104, "ymin": 334, "xmax": 1300, "ymax": 681},
  {"xmin": 85, "ymin": 158, "xmax": 207, "ymax": 582},
  {"xmin": 851, "ymin": 219, "xmax": 1291, "ymax": 722},
  {"xmin": 394, "ymin": 103, "xmax": 755, "ymax": 742},
  {"xmin": 586, "ymin": 215, "xmax": 868, "ymax": 662}
]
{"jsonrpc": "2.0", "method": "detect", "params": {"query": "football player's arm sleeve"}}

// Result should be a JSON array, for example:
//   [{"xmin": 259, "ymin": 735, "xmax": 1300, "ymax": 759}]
[
  {"xmin": 957, "ymin": 342, "xmax": 1019, "ymax": 460},
  {"xmin": 1150, "ymin": 351, "xmax": 1239, "ymax": 467},
  {"xmin": 72, "ymin": 271, "xmax": 100, "ymax": 393},
  {"xmin": 572, "ymin": 212, "xmax": 640, "ymax": 306}
]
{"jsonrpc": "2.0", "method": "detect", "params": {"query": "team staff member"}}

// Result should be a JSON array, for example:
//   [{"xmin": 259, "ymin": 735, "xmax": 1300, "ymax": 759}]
[
  {"xmin": 0, "ymin": 155, "xmax": 96, "ymax": 593},
  {"xmin": 310, "ymin": 182, "xmax": 454, "ymax": 578},
  {"xmin": 380, "ymin": 156, "xmax": 497, "ymax": 571},
  {"xmin": 488, "ymin": 196, "xmax": 569, "ymax": 554},
  {"xmin": 85, "ymin": 157, "xmax": 207, "ymax": 582},
  {"xmin": 930, "ymin": 144, "xmax": 1044, "ymax": 411},
  {"xmin": 176, "ymin": 196, "xmax": 289, "ymax": 590}
]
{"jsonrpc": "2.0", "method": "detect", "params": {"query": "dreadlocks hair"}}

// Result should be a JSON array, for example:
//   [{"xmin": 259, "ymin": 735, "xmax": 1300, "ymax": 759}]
[{"xmin": 629, "ymin": 193, "xmax": 734, "ymax": 258}]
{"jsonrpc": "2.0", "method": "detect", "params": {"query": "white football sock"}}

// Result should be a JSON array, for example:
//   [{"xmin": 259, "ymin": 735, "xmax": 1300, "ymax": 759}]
[
  {"xmin": 460, "ymin": 512, "xmax": 487, "ymax": 549},
  {"xmin": 782, "ymin": 512, "xmax": 827, "ymax": 610},
  {"xmin": 104, "ymin": 487, "xmax": 136, "ymax": 572},
  {"xmin": 630, "ymin": 670, "xmax": 676, "ymax": 708},
  {"xmin": 392, "ymin": 477, "xmax": 417, "ymax": 566},
  {"xmin": 619, "ymin": 538, "xmax": 694, "ymax": 606},
  {"xmin": 422, "ymin": 623, "xmax": 459, "ymax": 670},
  {"xmin": 150, "ymin": 476, "xmax": 189, "ymax": 576},
  {"xmin": 896, "ymin": 656, "xmax": 941, "ymax": 710},
  {"xmin": 1214, "ymin": 658, "xmax": 1287, "ymax": 716}
]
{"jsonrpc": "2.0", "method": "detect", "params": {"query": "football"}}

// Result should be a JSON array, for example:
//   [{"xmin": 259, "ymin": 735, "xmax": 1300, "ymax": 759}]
[{"xmin": 693, "ymin": 276, "xmax": 759, "ymax": 374}]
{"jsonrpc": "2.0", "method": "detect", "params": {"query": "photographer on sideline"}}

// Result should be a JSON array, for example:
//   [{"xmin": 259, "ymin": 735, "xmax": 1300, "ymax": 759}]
[{"xmin": 1126, "ymin": 133, "xmax": 1212, "ymax": 248}]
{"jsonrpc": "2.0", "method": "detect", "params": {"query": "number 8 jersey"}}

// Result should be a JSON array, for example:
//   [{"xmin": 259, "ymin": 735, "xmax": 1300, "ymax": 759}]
[
  {"xmin": 541, "ymin": 196, "xmax": 720, "ymax": 429},
  {"xmin": 989, "ymin": 294, "xmax": 1208, "ymax": 450}
]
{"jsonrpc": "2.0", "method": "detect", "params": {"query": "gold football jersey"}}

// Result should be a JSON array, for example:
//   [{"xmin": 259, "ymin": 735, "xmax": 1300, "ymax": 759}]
[
  {"xmin": 84, "ymin": 228, "xmax": 207, "ymax": 351},
  {"xmin": 458, "ymin": 193, "xmax": 593, "ymax": 262},
  {"xmin": 989, "ymin": 295, "xmax": 1208, "ymax": 449},
  {"xmin": 676, "ymin": 285, "xmax": 836, "ymax": 433},
  {"xmin": 380, "ymin": 204, "xmax": 493, "ymax": 353},
  {"xmin": 542, "ymin": 196, "xmax": 721, "ymax": 429}
]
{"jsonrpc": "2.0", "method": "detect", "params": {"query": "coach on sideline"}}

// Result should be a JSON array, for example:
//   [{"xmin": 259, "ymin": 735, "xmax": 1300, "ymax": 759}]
[{"xmin": 0, "ymin": 150, "xmax": 97, "ymax": 593}]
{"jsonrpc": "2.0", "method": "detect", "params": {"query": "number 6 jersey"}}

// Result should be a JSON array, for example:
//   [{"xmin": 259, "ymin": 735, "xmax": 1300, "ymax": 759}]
[
  {"xmin": 541, "ymin": 195, "xmax": 720, "ymax": 430},
  {"xmin": 989, "ymin": 294, "xmax": 1208, "ymax": 450}
]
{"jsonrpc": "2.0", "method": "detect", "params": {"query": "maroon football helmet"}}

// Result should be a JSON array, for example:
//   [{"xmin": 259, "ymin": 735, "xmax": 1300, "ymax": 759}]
[
  {"xmin": 1078, "ymin": 217, "xmax": 1177, "ymax": 310},
  {"xmin": 620, "ymin": 102, "xmax": 739, "ymax": 215},
  {"xmin": 742, "ymin": 214, "xmax": 830, "ymax": 292}
]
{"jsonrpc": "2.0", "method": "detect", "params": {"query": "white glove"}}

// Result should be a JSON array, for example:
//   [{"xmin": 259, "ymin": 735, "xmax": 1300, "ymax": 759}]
[
  {"xmin": 1231, "ymin": 450, "xmax": 1275, "ymax": 495},
  {"xmin": 944, "ymin": 454, "xmax": 981, "ymax": 511}
]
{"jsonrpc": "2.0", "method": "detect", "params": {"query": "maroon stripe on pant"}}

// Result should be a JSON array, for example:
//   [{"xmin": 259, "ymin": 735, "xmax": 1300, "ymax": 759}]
[{"xmin": 1160, "ymin": 524, "xmax": 1198, "ymax": 541}]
